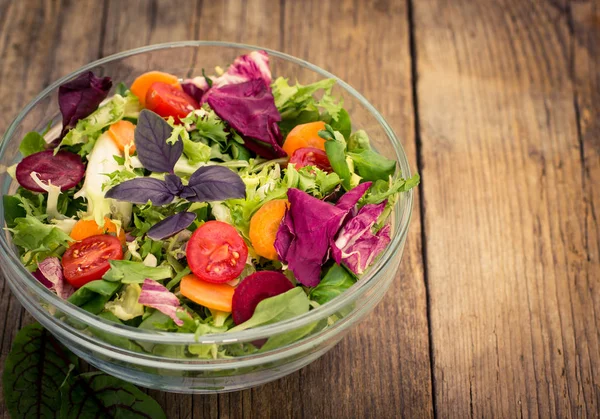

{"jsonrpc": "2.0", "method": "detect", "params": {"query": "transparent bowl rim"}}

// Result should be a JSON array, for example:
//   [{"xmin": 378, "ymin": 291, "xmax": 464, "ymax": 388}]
[{"xmin": 0, "ymin": 40, "xmax": 413, "ymax": 345}]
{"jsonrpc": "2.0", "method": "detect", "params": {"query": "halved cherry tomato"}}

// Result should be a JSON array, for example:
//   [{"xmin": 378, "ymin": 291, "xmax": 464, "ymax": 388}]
[
  {"xmin": 282, "ymin": 121, "xmax": 326, "ymax": 156},
  {"xmin": 70, "ymin": 217, "xmax": 126, "ymax": 244},
  {"xmin": 180, "ymin": 274, "xmax": 235, "ymax": 312},
  {"xmin": 145, "ymin": 82, "xmax": 199, "ymax": 123},
  {"xmin": 62, "ymin": 235, "xmax": 123, "ymax": 288},
  {"xmin": 130, "ymin": 71, "xmax": 180, "ymax": 107},
  {"xmin": 107, "ymin": 120, "xmax": 136, "ymax": 153},
  {"xmin": 249, "ymin": 200, "xmax": 289, "ymax": 260},
  {"xmin": 186, "ymin": 221, "xmax": 248, "ymax": 283},
  {"xmin": 289, "ymin": 147, "xmax": 332, "ymax": 172}
]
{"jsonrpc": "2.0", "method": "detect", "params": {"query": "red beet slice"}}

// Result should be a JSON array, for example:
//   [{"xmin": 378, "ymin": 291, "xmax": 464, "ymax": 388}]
[
  {"xmin": 232, "ymin": 271, "xmax": 294, "ymax": 325},
  {"xmin": 16, "ymin": 150, "xmax": 85, "ymax": 192}
]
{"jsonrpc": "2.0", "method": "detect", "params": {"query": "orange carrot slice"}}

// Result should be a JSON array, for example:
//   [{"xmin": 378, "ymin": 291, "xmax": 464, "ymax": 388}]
[
  {"xmin": 180, "ymin": 274, "xmax": 235, "ymax": 312},
  {"xmin": 282, "ymin": 121, "xmax": 326, "ymax": 156},
  {"xmin": 108, "ymin": 120, "xmax": 136, "ymax": 153},
  {"xmin": 130, "ymin": 71, "xmax": 180, "ymax": 107},
  {"xmin": 70, "ymin": 217, "xmax": 126, "ymax": 244},
  {"xmin": 249, "ymin": 199, "xmax": 289, "ymax": 260}
]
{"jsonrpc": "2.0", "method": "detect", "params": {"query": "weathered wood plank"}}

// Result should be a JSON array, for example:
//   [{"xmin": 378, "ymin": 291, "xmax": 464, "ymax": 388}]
[
  {"xmin": 414, "ymin": 0, "xmax": 600, "ymax": 416},
  {"xmin": 571, "ymin": 0, "xmax": 600, "ymax": 414},
  {"xmin": 0, "ymin": 0, "xmax": 106, "ymax": 417},
  {"xmin": 281, "ymin": 0, "xmax": 432, "ymax": 418}
]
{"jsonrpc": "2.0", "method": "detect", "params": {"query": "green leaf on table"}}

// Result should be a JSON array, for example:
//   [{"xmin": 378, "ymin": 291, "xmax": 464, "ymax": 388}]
[
  {"xmin": 19, "ymin": 132, "xmax": 47, "ymax": 156},
  {"xmin": 2, "ymin": 323, "xmax": 77, "ymax": 419},
  {"xmin": 309, "ymin": 264, "xmax": 356, "ymax": 305},
  {"xmin": 59, "ymin": 371, "xmax": 166, "ymax": 419},
  {"xmin": 67, "ymin": 280, "xmax": 121, "ymax": 314},
  {"xmin": 102, "ymin": 260, "xmax": 172, "ymax": 284},
  {"xmin": 229, "ymin": 287, "xmax": 310, "ymax": 332}
]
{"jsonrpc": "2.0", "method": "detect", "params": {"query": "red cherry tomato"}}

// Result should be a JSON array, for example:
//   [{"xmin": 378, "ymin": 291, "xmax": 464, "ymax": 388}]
[
  {"xmin": 289, "ymin": 147, "xmax": 332, "ymax": 172},
  {"xmin": 186, "ymin": 221, "xmax": 248, "ymax": 283},
  {"xmin": 61, "ymin": 235, "xmax": 123, "ymax": 288},
  {"xmin": 145, "ymin": 82, "xmax": 199, "ymax": 122}
]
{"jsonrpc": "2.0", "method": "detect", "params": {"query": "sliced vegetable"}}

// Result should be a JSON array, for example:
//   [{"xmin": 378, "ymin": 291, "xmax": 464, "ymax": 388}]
[
  {"xmin": 231, "ymin": 271, "xmax": 294, "ymax": 325},
  {"xmin": 249, "ymin": 199, "xmax": 289, "ymax": 260},
  {"xmin": 107, "ymin": 119, "xmax": 136, "ymax": 153},
  {"xmin": 146, "ymin": 82, "xmax": 199, "ymax": 123},
  {"xmin": 15, "ymin": 150, "xmax": 85, "ymax": 192},
  {"xmin": 70, "ymin": 217, "xmax": 126, "ymax": 244},
  {"xmin": 283, "ymin": 121, "xmax": 326, "ymax": 156},
  {"xmin": 130, "ymin": 71, "xmax": 180, "ymax": 107},
  {"xmin": 180, "ymin": 274, "xmax": 235, "ymax": 312},
  {"xmin": 289, "ymin": 147, "xmax": 332, "ymax": 172},
  {"xmin": 61, "ymin": 234, "xmax": 123, "ymax": 288},
  {"xmin": 187, "ymin": 221, "xmax": 248, "ymax": 283}
]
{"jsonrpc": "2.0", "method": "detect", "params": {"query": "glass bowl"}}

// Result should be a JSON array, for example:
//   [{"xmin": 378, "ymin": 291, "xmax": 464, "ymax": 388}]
[{"xmin": 0, "ymin": 41, "xmax": 414, "ymax": 393}]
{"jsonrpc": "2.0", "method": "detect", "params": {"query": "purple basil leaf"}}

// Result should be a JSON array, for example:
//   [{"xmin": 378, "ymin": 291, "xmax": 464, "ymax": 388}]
[
  {"xmin": 181, "ymin": 81, "xmax": 206, "ymax": 103},
  {"xmin": 147, "ymin": 212, "xmax": 197, "ymax": 241},
  {"xmin": 59, "ymin": 71, "xmax": 112, "ymax": 138},
  {"xmin": 206, "ymin": 79, "xmax": 286, "ymax": 159},
  {"xmin": 135, "ymin": 110, "xmax": 183, "ymax": 173},
  {"xmin": 165, "ymin": 174, "xmax": 184, "ymax": 195},
  {"xmin": 179, "ymin": 166, "xmax": 246, "ymax": 202},
  {"xmin": 105, "ymin": 177, "xmax": 175, "ymax": 205}
]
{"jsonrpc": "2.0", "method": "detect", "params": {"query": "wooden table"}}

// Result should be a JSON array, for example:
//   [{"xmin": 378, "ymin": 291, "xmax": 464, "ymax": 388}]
[{"xmin": 0, "ymin": 0, "xmax": 598, "ymax": 417}]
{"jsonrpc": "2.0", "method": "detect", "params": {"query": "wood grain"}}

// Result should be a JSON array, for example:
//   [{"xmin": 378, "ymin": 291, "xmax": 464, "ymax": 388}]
[{"xmin": 413, "ymin": 0, "xmax": 600, "ymax": 416}]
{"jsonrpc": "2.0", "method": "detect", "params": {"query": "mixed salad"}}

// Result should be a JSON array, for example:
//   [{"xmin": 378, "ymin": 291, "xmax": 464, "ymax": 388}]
[{"xmin": 3, "ymin": 51, "xmax": 419, "ymax": 352}]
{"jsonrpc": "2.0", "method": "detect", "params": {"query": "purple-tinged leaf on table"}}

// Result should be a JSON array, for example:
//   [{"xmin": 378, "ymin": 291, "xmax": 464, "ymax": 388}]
[
  {"xmin": 331, "ymin": 202, "xmax": 391, "ymax": 275},
  {"xmin": 138, "ymin": 279, "xmax": 185, "ymax": 326},
  {"xmin": 59, "ymin": 71, "xmax": 112, "ymax": 138},
  {"xmin": 134, "ymin": 110, "xmax": 183, "ymax": 173},
  {"xmin": 105, "ymin": 177, "xmax": 175, "ymax": 205},
  {"xmin": 275, "ymin": 184, "xmax": 371, "ymax": 286},
  {"xmin": 179, "ymin": 166, "xmax": 246, "ymax": 202},
  {"xmin": 32, "ymin": 257, "xmax": 74, "ymax": 299},
  {"xmin": 206, "ymin": 79, "xmax": 286, "ymax": 159},
  {"xmin": 147, "ymin": 212, "xmax": 197, "ymax": 241}
]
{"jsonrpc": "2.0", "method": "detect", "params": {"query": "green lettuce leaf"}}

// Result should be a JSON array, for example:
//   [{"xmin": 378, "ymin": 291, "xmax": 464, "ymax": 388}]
[
  {"xmin": 8, "ymin": 216, "xmax": 72, "ymax": 269},
  {"xmin": 59, "ymin": 93, "xmax": 140, "ymax": 148},
  {"xmin": 67, "ymin": 280, "xmax": 121, "ymax": 314},
  {"xmin": 104, "ymin": 283, "xmax": 144, "ymax": 320},
  {"xmin": 102, "ymin": 260, "xmax": 172, "ymax": 284},
  {"xmin": 309, "ymin": 263, "xmax": 356, "ymax": 305},
  {"xmin": 229, "ymin": 287, "xmax": 310, "ymax": 332},
  {"xmin": 346, "ymin": 130, "xmax": 397, "ymax": 182},
  {"xmin": 19, "ymin": 131, "xmax": 46, "ymax": 156}
]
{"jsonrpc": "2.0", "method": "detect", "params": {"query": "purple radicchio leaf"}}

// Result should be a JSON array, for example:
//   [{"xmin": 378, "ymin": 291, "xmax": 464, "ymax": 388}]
[
  {"xmin": 206, "ymin": 79, "xmax": 286, "ymax": 159},
  {"xmin": 274, "ymin": 184, "xmax": 370, "ymax": 287},
  {"xmin": 331, "ymin": 202, "xmax": 391, "ymax": 275},
  {"xmin": 134, "ymin": 109, "xmax": 183, "ymax": 173},
  {"xmin": 181, "ymin": 80, "xmax": 206, "ymax": 103},
  {"xmin": 147, "ymin": 212, "xmax": 197, "ymax": 241},
  {"xmin": 59, "ymin": 71, "xmax": 112, "ymax": 138},
  {"xmin": 105, "ymin": 177, "xmax": 175, "ymax": 205},
  {"xmin": 182, "ymin": 50, "xmax": 272, "ymax": 104},
  {"xmin": 179, "ymin": 166, "xmax": 246, "ymax": 202},
  {"xmin": 138, "ymin": 279, "xmax": 185, "ymax": 326},
  {"xmin": 33, "ymin": 257, "xmax": 74, "ymax": 299}
]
